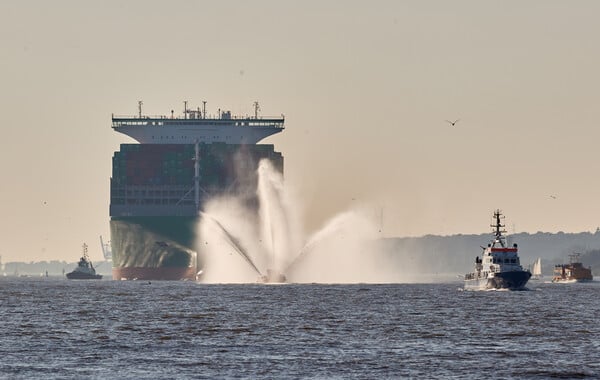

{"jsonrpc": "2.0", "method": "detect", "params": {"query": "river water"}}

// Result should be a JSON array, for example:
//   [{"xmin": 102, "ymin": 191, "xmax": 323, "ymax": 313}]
[{"xmin": 1, "ymin": 278, "xmax": 599, "ymax": 379}]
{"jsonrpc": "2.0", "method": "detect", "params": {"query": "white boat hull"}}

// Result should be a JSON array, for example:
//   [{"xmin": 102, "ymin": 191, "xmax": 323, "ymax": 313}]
[{"xmin": 464, "ymin": 271, "xmax": 531, "ymax": 291}]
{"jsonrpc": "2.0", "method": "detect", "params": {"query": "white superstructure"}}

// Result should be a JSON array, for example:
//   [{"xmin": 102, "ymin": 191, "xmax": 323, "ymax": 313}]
[
  {"xmin": 112, "ymin": 101, "xmax": 284, "ymax": 145},
  {"xmin": 464, "ymin": 210, "xmax": 531, "ymax": 290}
]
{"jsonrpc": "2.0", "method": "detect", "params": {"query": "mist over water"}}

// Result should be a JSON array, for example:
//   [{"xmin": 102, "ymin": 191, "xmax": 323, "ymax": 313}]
[{"xmin": 197, "ymin": 159, "xmax": 395, "ymax": 283}]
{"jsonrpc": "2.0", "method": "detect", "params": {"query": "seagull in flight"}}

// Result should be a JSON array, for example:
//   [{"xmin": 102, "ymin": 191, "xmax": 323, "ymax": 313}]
[
  {"xmin": 549, "ymin": 195, "xmax": 557, "ymax": 200},
  {"xmin": 446, "ymin": 119, "xmax": 460, "ymax": 126}
]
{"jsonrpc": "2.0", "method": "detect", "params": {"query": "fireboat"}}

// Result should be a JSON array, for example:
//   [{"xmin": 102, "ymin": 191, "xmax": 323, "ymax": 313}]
[{"xmin": 464, "ymin": 210, "xmax": 531, "ymax": 290}]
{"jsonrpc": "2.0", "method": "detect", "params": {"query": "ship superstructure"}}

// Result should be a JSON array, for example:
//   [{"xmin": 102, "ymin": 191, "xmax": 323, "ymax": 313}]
[
  {"xmin": 464, "ymin": 210, "xmax": 531, "ymax": 290},
  {"xmin": 110, "ymin": 101, "xmax": 284, "ymax": 280},
  {"xmin": 66, "ymin": 243, "xmax": 103, "ymax": 280},
  {"xmin": 552, "ymin": 253, "xmax": 593, "ymax": 283},
  {"xmin": 112, "ymin": 101, "xmax": 284, "ymax": 145}
]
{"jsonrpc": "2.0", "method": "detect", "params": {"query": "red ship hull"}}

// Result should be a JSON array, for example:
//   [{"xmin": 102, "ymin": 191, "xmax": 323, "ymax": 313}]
[{"xmin": 113, "ymin": 266, "xmax": 197, "ymax": 281}]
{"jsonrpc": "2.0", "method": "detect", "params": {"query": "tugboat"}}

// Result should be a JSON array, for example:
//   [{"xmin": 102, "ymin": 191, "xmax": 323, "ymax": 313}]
[
  {"xmin": 66, "ymin": 243, "xmax": 103, "ymax": 280},
  {"xmin": 552, "ymin": 253, "xmax": 593, "ymax": 283},
  {"xmin": 464, "ymin": 210, "xmax": 531, "ymax": 290}
]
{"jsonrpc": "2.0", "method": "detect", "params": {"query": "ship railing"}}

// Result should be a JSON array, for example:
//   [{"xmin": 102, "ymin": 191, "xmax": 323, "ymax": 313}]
[
  {"xmin": 111, "ymin": 115, "xmax": 285, "ymax": 128},
  {"xmin": 465, "ymin": 269, "xmax": 497, "ymax": 281},
  {"xmin": 112, "ymin": 114, "xmax": 284, "ymax": 120}
]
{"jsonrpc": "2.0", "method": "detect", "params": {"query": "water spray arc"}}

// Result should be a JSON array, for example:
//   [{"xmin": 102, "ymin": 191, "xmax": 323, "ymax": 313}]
[
  {"xmin": 200, "ymin": 212, "xmax": 263, "ymax": 277},
  {"xmin": 197, "ymin": 159, "xmax": 381, "ymax": 283}
]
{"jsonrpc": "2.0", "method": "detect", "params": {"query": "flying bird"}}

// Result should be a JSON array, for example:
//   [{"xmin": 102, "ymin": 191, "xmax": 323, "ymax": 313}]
[
  {"xmin": 446, "ymin": 119, "xmax": 460, "ymax": 126},
  {"xmin": 549, "ymin": 195, "xmax": 557, "ymax": 199}
]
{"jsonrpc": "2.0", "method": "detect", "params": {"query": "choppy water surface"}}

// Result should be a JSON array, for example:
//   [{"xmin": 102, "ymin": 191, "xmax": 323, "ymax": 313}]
[{"xmin": 1, "ymin": 278, "xmax": 599, "ymax": 379}]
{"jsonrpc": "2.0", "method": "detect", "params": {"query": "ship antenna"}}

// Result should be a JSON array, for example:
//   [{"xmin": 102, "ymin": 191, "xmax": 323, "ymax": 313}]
[
  {"xmin": 138, "ymin": 100, "xmax": 143, "ymax": 118},
  {"xmin": 184, "ymin": 100, "xmax": 188, "ymax": 120},
  {"xmin": 253, "ymin": 101, "xmax": 260, "ymax": 119},
  {"xmin": 202, "ymin": 101, "xmax": 207, "ymax": 119}
]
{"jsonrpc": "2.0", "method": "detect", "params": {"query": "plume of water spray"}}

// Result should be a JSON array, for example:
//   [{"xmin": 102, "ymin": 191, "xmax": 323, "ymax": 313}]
[
  {"xmin": 200, "ymin": 212, "xmax": 262, "ymax": 276},
  {"xmin": 198, "ymin": 196, "xmax": 265, "ymax": 283},
  {"xmin": 197, "ymin": 159, "xmax": 304, "ymax": 282},
  {"xmin": 256, "ymin": 159, "xmax": 303, "ymax": 274},
  {"xmin": 197, "ymin": 158, "xmax": 405, "ymax": 283},
  {"xmin": 286, "ymin": 209, "xmax": 384, "ymax": 283}
]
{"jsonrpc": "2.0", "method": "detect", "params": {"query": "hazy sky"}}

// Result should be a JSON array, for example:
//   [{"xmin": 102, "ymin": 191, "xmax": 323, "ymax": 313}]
[{"xmin": 1, "ymin": 1, "xmax": 600, "ymax": 262}]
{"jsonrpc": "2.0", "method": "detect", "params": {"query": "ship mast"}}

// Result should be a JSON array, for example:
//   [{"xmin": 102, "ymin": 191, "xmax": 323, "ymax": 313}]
[
  {"xmin": 491, "ymin": 209, "xmax": 507, "ymax": 247},
  {"xmin": 253, "ymin": 101, "xmax": 260, "ymax": 119},
  {"xmin": 82, "ymin": 243, "xmax": 89, "ymax": 259},
  {"xmin": 194, "ymin": 141, "xmax": 200, "ymax": 212}
]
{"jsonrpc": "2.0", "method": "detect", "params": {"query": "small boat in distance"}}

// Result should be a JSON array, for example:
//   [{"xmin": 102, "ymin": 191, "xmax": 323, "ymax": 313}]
[
  {"xmin": 66, "ymin": 243, "xmax": 103, "ymax": 280},
  {"xmin": 464, "ymin": 210, "xmax": 531, "ymax": 290},
  {"xmin": 552, "ymin": 253, "xmax": 593, "ymax": 283},
  {"xmin": 531, "ymin": 257, "xmax": 542, "ymax": 280},
  {"xmin": 257, "ymin": 269, "xmax": 287, "ymax": 284}
]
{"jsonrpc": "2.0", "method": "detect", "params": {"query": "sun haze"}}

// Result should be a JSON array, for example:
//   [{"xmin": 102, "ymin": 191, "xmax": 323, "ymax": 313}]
[{"xmin": 1, "ymin": 1, "xmax": 600, "ymax": 262}]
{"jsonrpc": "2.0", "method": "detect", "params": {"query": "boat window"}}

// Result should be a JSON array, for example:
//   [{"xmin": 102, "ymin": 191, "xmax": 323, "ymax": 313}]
[
  {"xmin": 511, "ymin": 259, "xmax": 516, "ymax": 264},
  {"xmin": 504, "ymin": 258, "xmax": 510, "ymax": 263}
]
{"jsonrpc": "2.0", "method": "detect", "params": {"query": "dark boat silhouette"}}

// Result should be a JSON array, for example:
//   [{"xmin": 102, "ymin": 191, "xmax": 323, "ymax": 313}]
[{"xmin": 66, "ymin": 243, "xmax": 103, "ymax": 280}]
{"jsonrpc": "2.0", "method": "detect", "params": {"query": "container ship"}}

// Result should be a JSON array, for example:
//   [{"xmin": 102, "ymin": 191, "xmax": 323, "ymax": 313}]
[{"xmin": 110, "ymin": 101, "xmax": 284, "ymax": 280}]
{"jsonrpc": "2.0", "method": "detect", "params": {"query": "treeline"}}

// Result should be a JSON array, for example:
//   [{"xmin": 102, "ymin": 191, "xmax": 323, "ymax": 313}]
[
  {"xmin": 2, "ymin": 260, "xmax": 112, "ymax": 276},
  {"xmin": 579, "ymin": 250, "xmax": 600, "ymax": 275}
]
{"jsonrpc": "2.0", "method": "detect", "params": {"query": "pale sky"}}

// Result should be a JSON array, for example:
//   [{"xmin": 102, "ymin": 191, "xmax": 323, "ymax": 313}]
[{"xmin": 1, "ymin": 1, "xmax": 600, "ymax": 262}]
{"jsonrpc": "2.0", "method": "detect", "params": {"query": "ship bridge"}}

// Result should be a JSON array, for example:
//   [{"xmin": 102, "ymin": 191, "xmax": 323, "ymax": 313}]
[{"xmin": 112, "ymin": 101, "xmax": 284, "ymax": 145}]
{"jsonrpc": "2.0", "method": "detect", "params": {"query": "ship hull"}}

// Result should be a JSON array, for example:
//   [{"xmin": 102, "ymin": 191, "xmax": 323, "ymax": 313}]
[
  {"xmin": 66, "ymin": 272, "xmax": 103, "ymax": 280},
  {"xmin": 109, "ymin": 142, "xmax": 284, "ymax": 280},
  {"xmin": 464, "ymin": 271, "xmax": 531, "ymax": 291},
  {"xmin": 110, "ymin": 216, "xmax": 199, "ymax": 281},
  {"xmin": 552, "ymin": 262, "xmax": 593, "ymax": 283},
  {"xmin": 113, "ymin": 266, "xmax": 196, "ymax": 281}
]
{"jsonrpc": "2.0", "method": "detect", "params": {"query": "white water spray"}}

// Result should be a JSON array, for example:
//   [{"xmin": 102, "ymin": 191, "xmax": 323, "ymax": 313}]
[
  {"xmin": 197, "ymin": 158, "xmax": 388, "ymax": 283},
  {"xmin": 257, "ymin": 160, "xmax": 303, "ymax": 275}
]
